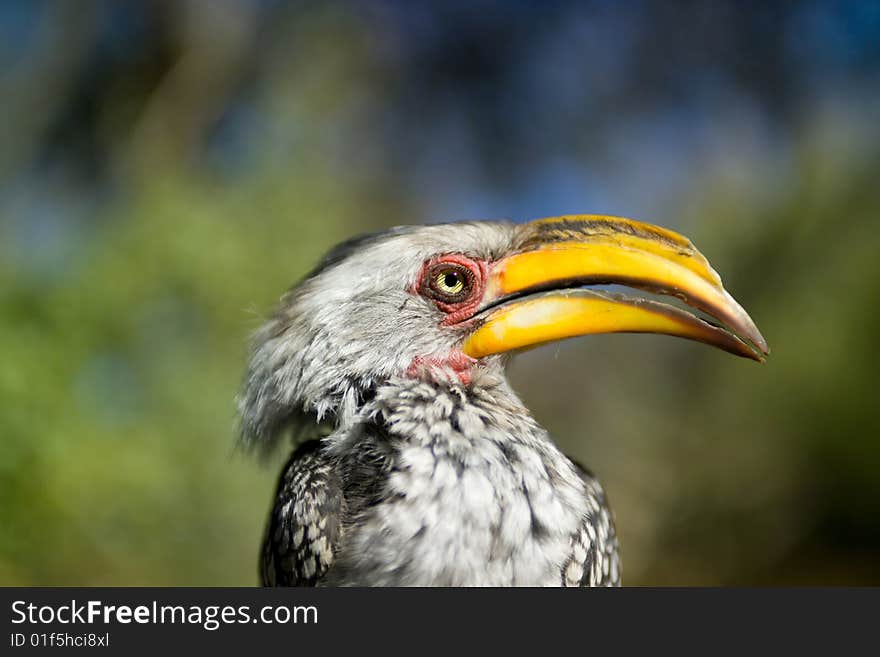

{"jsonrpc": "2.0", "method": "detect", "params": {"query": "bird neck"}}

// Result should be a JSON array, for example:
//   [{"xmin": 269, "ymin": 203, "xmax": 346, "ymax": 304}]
[
  {"xmin": 319, "ymin": 367, "xmax": 593, "ymax": 586},
  {"xmin": 325, "ymin": 366, "xmax": 545, "ymax": 453},
  {"xmin": 256, "ymin": 358, "xmax": 519, "ymax": 455}
]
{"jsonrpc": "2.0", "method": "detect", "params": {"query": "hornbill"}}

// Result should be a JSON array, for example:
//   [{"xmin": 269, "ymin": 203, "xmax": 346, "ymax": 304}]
[{"xmin": 239, "ymin": 215, "xmax": 767, "ymax": 586}]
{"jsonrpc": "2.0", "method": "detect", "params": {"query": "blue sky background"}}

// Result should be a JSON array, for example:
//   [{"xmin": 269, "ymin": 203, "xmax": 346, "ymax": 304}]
[{"xmin": 1, "ymin": 1, "xmax": 879, "ymax": 585}]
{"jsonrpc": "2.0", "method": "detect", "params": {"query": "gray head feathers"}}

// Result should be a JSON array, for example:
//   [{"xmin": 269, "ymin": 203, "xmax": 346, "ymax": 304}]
[{"xmin": 238, "ymin": 221, "xmax": 518, "ymax": 454}]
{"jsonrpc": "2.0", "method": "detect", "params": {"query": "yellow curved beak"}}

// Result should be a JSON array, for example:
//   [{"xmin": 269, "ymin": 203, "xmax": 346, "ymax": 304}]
[{"xmin": 461, "ymin": 215, "xmax": 768, "ymax": 361}]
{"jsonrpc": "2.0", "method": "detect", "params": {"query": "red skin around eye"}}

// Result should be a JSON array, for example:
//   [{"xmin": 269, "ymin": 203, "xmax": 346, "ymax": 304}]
[
  {"xmin": 406, "ymin": 254, "xmax": 488, "ymax": 384},
  {"xmin": 414, "ymin": 254, "xmax": 488, "ymax": 326}
]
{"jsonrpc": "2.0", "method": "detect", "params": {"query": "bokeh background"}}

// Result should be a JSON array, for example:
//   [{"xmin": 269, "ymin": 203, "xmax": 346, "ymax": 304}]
[{"xmin": 2, "ymin": 0, "xmax": 879, "ymax": 586}]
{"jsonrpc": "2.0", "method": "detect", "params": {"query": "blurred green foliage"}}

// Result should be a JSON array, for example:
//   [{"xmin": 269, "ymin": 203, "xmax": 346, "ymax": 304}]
[
  {"xmin": 521, "ymin": 118, "xmax": 880, "ymax": 584},
  {"xmin": 0, "ymin": 173, "xmax": 362, "ymax": 584},
  {"xmin": 1, "ymin": 1, "xmax": 878, "ymax": 585}
]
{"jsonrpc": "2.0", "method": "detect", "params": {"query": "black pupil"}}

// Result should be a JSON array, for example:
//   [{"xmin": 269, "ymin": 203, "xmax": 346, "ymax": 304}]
[{"xmin": 444, "ymin": 272, "xmax": 460, "ymax": 288}]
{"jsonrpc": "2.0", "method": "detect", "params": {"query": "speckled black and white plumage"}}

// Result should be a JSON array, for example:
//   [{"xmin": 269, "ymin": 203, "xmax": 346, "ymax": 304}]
[
  {"xmin": 261, "ymin": 441, "xmax": 343, "ymax": 586},
  {"xmin": 242, "ymin": 221, "xmax": 624, "ymax": 587},
  {"xmin": 261, "ymin": 373, "xmax": 620, "ymax": 586}
]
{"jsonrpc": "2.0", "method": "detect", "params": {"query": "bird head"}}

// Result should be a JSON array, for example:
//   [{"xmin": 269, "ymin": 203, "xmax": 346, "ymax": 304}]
[{"xmin": 239, "ymin": 215, "xmax": 767, "ymax": 449}]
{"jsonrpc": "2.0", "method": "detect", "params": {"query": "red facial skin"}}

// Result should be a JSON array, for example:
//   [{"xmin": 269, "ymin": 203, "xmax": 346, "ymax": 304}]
[
  {"xmin": 407, "ymin": 254, "xmax": 489, "ymax": 384},
  {"xmin": 405, "ymin": 352, "xmax": 475, "ymax": 385},
  {"xmin": 413, "ymin": 254, "xmax": 488, "ymax": 325}
]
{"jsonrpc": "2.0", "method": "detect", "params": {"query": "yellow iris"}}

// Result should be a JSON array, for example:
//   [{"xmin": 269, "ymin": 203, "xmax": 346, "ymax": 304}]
[{"xmin": 435, "ymin": 270, "xmax": 464, "ymax": 295}]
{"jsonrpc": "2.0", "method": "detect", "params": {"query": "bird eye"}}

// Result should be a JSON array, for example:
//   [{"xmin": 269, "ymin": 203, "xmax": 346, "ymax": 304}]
[
  {"xmin": 436, "ymin": 270, "xmax": 465, "ymax": 295},
  {"xmin": 423, "ymin": 262, "xmax": 475, "ymax": 304}
]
